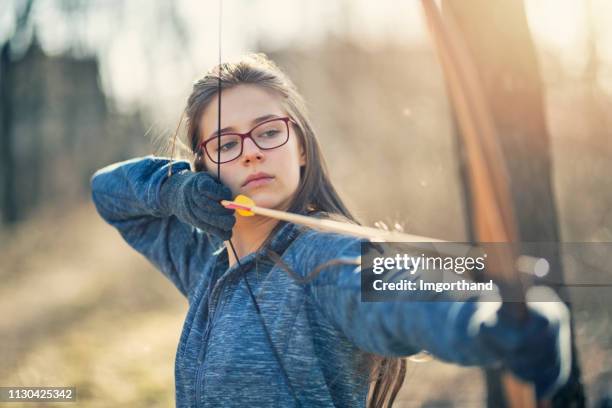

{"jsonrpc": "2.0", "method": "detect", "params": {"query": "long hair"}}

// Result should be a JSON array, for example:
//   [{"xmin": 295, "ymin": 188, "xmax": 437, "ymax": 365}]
[{"xmin": 173, "ymin": 53, "xmax": 406, "ymax": 407}]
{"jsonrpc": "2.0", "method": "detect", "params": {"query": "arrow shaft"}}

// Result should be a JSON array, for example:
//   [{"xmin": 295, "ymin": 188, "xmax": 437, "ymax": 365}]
[
  {"xmin": 221, "ymin": 199, "xmax": 545, "ymax": 277},
  {"xmin": 223, "ymin": 199, "xmax": 444, "ymax": 243}
]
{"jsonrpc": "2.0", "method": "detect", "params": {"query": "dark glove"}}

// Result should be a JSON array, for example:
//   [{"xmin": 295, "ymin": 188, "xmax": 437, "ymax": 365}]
[
  {"xmin": 475, "ymin": 287, "xmax": 571, "ymax": 400},
  {"xmin": 159, "ymin": 169, "xmax": 236, "ymax": 240}
]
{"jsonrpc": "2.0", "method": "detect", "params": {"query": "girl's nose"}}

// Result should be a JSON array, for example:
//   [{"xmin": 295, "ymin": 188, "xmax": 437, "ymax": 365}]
[{"xmin": 242, "ymin": 137, "xmax": 264, "ymax": 162}]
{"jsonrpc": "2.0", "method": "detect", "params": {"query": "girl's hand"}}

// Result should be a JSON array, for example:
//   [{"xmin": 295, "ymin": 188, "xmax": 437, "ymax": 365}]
[
  {"xmin": 160, "ymin": 170, "xmax": 236, "ymax": 240},
  {"xmin": 474, "ymin": 287, "xmax": 571, "ymax": 400}
]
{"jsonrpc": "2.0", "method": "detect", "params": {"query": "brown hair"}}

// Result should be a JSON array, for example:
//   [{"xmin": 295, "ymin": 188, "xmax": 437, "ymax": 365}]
[{"xmin": 172, "ymin": 53, "xmax": 406, "ymax": 407}]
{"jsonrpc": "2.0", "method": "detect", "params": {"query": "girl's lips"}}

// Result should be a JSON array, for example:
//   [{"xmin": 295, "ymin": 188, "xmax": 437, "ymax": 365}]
[{"xmin": 243, "ymin": 176, "xmax": 274, "ymax": 188}]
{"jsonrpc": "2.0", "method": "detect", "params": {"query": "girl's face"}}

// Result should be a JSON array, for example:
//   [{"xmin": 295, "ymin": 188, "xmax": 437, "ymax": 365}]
[{"xmin": 199, "ymin": 84, "xmax": 306, "ymax": 210}]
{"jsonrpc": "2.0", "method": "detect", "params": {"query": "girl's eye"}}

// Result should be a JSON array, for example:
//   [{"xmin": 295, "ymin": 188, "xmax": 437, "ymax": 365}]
[
  {"xmin": 208, "ymin": 135, "xmax": 240, "ymax": 153},
  {"xmin": 219, "ymin": 141, "xmax": 238, "ymax": 151},
  {"xmin": 260, "ymin": 130, "xmax": 280, "ymax": 138}
]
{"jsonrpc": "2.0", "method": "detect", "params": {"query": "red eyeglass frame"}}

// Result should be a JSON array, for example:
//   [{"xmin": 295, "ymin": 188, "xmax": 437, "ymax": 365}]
[{"xmin": 199, "ymin": 116, "xmax": 298, "ymax": 164}]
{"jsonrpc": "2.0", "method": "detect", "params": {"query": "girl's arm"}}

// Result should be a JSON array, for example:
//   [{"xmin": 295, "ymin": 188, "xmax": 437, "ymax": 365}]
[
  {"xmin": 300, "ymin": 231, "xmax": 496, "ymax": 363},
  {"xmin": 90, "ymin": 156, "xmax": 222, "ymax": 300},
  {"xmin": 301, "ymin": 231, "xmax": 570, "ymax": 398}
]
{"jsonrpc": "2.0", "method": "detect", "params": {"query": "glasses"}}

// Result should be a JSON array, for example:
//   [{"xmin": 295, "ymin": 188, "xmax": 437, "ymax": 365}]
[{"xmin": 200, "ymin": 117, "xmax": 296, "ymax": 164}]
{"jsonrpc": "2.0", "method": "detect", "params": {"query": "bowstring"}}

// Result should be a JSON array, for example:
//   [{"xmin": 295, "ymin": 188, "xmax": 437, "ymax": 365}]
[{"xmin": 214, "ymin": 1, "xmax": 300, "ymax": 404}]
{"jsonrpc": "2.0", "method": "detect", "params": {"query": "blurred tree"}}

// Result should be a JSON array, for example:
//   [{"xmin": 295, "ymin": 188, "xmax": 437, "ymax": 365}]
[
  {"xmin": 1, "ymin": 0, "xmax": 34, "ymax": 226},
  {"xmin": 0, "ymin": 0, "xmax": 194, "ymax": 227},
  {"xmin": 442, "ymin": 1, "xmax": 586, "ymax": 407}
]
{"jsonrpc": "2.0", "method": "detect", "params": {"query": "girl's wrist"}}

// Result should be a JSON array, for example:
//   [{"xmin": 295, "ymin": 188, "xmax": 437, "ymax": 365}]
[{"xmin": 158, "ymin": 169, "xmax": 192, "ymax": 217}]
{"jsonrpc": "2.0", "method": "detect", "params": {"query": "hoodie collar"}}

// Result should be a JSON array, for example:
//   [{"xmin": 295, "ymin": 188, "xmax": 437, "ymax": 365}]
[{"xmin": 211, "ymin": 219, "xmax": 306, "ymax": 277}]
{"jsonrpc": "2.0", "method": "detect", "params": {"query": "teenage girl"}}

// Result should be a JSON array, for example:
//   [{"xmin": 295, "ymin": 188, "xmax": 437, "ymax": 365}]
[{"xmin": 91, "ymin": 53, "xmax": 570, "ymax": 407}]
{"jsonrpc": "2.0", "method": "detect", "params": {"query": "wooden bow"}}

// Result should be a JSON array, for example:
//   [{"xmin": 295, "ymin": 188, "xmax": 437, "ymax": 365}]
[{"xmin": 421, "ymin": 1, "xmax": 544, "ymax": 407}]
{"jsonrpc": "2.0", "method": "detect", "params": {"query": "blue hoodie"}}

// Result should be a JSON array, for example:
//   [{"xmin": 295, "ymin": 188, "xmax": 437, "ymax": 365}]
[{"xmin": 90, "ymin": 156, "xmax": 501, "ymax": 407}]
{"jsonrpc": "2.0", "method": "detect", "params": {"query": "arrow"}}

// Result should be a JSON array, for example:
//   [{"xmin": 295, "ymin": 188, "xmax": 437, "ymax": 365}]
[{"xmin": 221, "ymin": 194, "xmax": 547, "ymax": 277}]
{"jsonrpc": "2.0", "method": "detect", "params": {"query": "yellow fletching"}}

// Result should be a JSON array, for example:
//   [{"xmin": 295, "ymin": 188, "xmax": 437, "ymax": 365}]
[{"xmin": 234, "ymin": 194, "xmax": 255, "ymax": 216}]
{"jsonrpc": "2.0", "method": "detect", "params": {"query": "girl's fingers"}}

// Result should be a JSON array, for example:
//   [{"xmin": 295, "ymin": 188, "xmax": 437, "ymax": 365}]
[
  {"xmin": 196, "ymin": 207, "xmax": 235, "ymax": 230},
  {"xmin": 195, "ymin": 200, "xmax": 234, "ymax": 217},
  {"xmin": 196, "ymin": 176, "xmax": 233, "ymax": 200}
]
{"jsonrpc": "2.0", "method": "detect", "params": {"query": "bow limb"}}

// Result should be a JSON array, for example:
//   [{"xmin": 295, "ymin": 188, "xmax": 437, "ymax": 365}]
[{"xmin": 421, "ymin": 1, "xmax": 543, "ymax": 407}]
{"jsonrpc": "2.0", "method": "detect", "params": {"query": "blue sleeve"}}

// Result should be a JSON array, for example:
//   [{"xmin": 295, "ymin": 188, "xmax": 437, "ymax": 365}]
[
  {"xmin": 301, "ymin": 231, "xmax": 501, "ymax": 366},
  {"xmin": 90, "ymin": 155, "xmax": 217, "ymax": 301}
]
